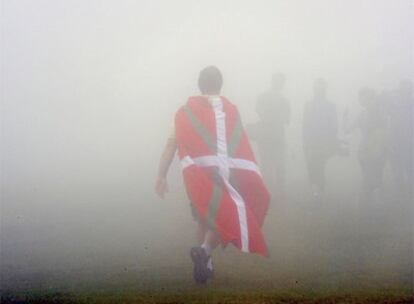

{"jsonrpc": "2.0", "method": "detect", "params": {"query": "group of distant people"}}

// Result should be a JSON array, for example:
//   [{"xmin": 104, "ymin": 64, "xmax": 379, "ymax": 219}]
[
  {"xmin": 155, "ymin": 67, "xmax": 412, "ymax": 284},
  {"xmin": 345, "ymin": 80, "xmax": 413, "ymax": 204},
  {"xmin": 249, "ymin": 74, "xmax": 413, "ymax": 205}
]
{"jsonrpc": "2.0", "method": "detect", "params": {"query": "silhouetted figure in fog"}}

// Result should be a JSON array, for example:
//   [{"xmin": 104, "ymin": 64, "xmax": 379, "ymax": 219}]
[
  {"xmin": 387, "ymin": 80, "xmax": 413, "ymax": 202},
  {"xmin": 156, "ymin": 66, "xmax": 270, "ymax": 284},
  {"xmin": 354, "ymin": 88, "xmax": 388, "ymax": 203},
  {"xmin": 249, "ymin": 73, "xmax": 290, "ymax": 199},
  {"xmin": 302, "ymin": 79, "xmax": 338, "ymax": 199}
]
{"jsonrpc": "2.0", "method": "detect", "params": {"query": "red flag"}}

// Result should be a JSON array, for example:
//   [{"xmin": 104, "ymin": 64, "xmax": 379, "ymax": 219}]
[{"xmin": 175, "ymin": 96, "xmax": 270, "ymax": 256}]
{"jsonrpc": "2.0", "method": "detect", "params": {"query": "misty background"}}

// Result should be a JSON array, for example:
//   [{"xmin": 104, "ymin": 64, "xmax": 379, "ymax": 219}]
[{"xmin": 1, "ymin": 0, "xmax": 413, "ymax": 293}]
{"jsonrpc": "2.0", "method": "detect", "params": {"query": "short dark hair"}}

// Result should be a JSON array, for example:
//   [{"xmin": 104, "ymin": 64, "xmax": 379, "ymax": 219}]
[{"xmin": 198, "ymin": 66, "xmax": 223, "ymax": 95}]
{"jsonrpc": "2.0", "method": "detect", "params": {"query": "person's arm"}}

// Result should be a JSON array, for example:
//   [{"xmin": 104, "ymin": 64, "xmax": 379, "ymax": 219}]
[{"xmin": 155, "ymin": 137, "xmax": 177, "ymax": 198}]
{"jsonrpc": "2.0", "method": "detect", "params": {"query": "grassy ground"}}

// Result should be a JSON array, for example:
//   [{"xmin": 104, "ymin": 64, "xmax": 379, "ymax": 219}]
[
  {"xmin": 2, "ymin": 170, "xmax": 412, "ymax": 303},
  {"xmin": 1, "ymin": 288, "xmax": 413, "ymax": 304}
]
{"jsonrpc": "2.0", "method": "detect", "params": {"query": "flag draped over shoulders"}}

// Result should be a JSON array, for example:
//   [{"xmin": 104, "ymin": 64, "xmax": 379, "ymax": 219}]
[{"xmin": 175, "ymin": 95, "xmax": 270, "ymax": 256}]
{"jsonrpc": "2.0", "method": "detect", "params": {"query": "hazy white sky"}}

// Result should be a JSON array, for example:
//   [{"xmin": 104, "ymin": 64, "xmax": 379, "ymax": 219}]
[{"xmin": 1, "ymin": 0, "xmax": 413, "ymax": 199}]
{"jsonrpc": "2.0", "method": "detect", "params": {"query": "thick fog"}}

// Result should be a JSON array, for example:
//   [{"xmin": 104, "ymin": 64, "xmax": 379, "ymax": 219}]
[{"xmin": 1, "ymin": 0, "xmax": 413, "ymax": 293}]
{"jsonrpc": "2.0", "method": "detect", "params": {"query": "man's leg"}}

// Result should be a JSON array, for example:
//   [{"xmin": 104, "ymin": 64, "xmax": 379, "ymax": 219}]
[
  {"xmin": 315, "ymin": 156, "xmax": 327, "ymax": 194},
  {"xmin": 201, "ymin": 229, "xmax": 219, "ymax": 252},
  {"xmin": 306, "ymin": 150, "xmax": 320, "ymax": 198},
  {"xmin": 201, "ymin": 229, "xmax": 219, "ymax": 272},
  {"xmin": 196, "ymin": 220, "xmax": 207, "ymax": 244}
]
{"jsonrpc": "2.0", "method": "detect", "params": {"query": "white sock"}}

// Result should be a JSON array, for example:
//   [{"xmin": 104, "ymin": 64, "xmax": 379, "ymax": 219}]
[{"xmin": 206, "ymin": 256, "xmax": 213, "ymax": 270}]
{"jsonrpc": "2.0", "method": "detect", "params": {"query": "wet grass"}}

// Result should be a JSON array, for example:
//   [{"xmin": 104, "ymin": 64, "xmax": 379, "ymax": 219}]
[{"xmin": 1, "ymin": 288, "xmax": 413, "ymax": 304}]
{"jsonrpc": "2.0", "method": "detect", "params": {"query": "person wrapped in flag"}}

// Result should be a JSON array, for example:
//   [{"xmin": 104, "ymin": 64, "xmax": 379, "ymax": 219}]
[{"xmin": 155, "ymin": 66, "xmax": 270, "ymax": 284}]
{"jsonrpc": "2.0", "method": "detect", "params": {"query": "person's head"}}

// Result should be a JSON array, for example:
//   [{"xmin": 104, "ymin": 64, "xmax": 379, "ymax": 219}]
[
  {"xmin": 198, "ymin": 66, "xmax": 223, "ymax": 95},
  {"xmin": 313, "ymin": 78, "xmax": 327, "ymax": 99},
  {"xmin": 271, "ymin": 73, "xmax": 286, "ymax": 91}
]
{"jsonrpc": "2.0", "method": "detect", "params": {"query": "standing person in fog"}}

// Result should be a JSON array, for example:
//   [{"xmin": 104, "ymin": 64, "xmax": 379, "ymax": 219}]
[
  {"xmin": 351, "ymin": 88, "xmax": 388, "ymax": 204},
  {"xmin": 249, "ymin": 73, "xmax": 290, "ymax": 200},
  {"xmin": 302, "ymin": 78, "xmax": 339, "ymax": 199},
  {"xmin": 387, "ymin": 80, "xmax": 413, "ymax": 203},
  {"xmin": 155, "ymin": 66, "xmax": 270, "ymax": 284}
]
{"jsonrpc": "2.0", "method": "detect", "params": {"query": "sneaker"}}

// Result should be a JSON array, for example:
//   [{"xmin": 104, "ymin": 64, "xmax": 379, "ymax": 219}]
[{"xmin": 190, "ymin": 247, "xmax": 208, "ymax": 284}]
